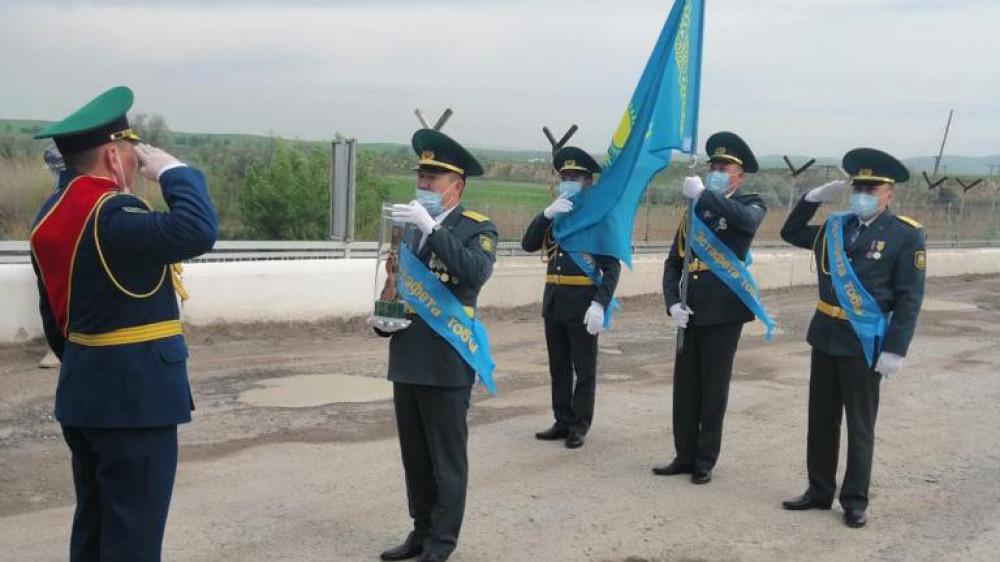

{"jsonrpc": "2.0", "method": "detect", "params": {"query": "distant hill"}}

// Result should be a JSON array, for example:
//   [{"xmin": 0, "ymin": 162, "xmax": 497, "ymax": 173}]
[{"xmin": 3, "ymin": 118, "xmax": 996, "ymax": 177}]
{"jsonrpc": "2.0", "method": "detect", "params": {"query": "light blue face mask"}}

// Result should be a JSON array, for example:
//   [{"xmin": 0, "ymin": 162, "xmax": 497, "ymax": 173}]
[
  {"xmin": 416, "ymin": 188, "xmax": 444, "ymax": 216},
  {"xmin": 706, "ymin": 171, "xmax": 730, "ymax": 192},
  {"xmin": 849, "ymin": 193, "xmax": 880, "ymax": 219},
  {"xmin": 558, "ymin": 180, "xmax": 583, "ymax": 198}
]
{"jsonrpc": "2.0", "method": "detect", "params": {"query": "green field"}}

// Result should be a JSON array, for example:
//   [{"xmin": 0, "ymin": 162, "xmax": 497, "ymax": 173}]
[{"xmin": 383, "ymin": 174, "xmax": 552, "ymax": 208}]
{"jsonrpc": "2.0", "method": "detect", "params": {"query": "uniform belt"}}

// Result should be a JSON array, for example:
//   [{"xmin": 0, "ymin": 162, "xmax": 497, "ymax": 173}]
[
  {"xmin": 687, "ymin": 260, "xmax": 710, "ymax": 273},
  {"xmin": 545, "ymin": 274, "xmax": 593, "ymax": 286},
  {"xmin": 404, "ymin": 303, "xmax": 475, "ymax": 318},
  {"xmin": 816, "ymin": 301, "xmax": 849, "ymax": 320},
  {"xmin": 67, "ymin": 319, "xmax": 183, "ymax": 346}
]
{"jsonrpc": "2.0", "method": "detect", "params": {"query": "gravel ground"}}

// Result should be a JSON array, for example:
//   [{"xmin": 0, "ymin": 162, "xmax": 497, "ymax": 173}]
[{"xmin": 1, "ymin": 275, "xmax": 998, "ymax": 561}]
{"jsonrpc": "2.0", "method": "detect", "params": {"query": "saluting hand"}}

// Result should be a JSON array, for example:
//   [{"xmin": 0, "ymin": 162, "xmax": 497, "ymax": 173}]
[
  {"xmin": 135, "ymin": 144, "xmax": 182, "ymax": 182},
  {"xmin": 804, "ymin": 180, "xmax": 849, "ymax": 203},
  {"xmin": 543, "ymin": 193, "xmax": 574, "ymax": 219}
]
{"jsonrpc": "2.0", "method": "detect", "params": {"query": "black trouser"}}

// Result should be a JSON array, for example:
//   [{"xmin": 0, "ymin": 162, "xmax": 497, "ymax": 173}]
[
  {"xmin": 61, "ymin": 425, "xmax": 178, "ymax": 562},
  {"xmin": 544, "ymin": 317, "xmax": 599, "ymax": 435},
  {"xmin": 672, "ymin": 322, "xmax": 744, "ymax": 471},
  {"xmin": 806, "ymin": 349, "xmax": 881, "ymax": 511},
  {"xmin": 393, "ymin": 383, "xmax": 472, "ymax": 556}
]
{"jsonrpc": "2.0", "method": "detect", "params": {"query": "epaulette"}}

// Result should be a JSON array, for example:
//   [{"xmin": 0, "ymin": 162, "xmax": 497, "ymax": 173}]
[
  {"xmin": 896, "ymin": 215, "xmax": 923, "ymax": 229},
  {"xmin": 462, "ymin": 210, "xmax": 490, "ymax": 223}
]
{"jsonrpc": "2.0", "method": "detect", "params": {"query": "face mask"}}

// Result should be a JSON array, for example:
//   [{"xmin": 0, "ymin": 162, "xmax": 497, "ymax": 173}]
[
  {"xmin": 706, "ymin": 171, "xmax": 730, "ymax": 192},
  {"xmin": 558, "ymin": 180, "xmax": 582, "ymax": 198},
  {"xmin": 416, "ymin": 188, "xmax": 445, "ymax": 216},
  {"xmin": 849, "ymin": 193, "xmax": 880, "ymax": 219},
  {"xmin": 112, "ymin": 145, "xmax": 132, "ymax": 193}
]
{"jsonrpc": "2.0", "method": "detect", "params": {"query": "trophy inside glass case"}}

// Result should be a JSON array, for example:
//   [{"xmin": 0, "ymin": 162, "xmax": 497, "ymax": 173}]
[{"xmin": 370, "ymin": 204, "xmax": 412, "ymax": 331}]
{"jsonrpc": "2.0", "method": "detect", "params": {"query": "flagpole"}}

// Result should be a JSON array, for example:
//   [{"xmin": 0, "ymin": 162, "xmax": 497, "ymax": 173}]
[
  {"xmin": 676, "ymin": 154, "xmax": 698, "ymax": 354},
  {"xmin": 675, "ymin": 0, "xmax": 706, "ymax": 355}
]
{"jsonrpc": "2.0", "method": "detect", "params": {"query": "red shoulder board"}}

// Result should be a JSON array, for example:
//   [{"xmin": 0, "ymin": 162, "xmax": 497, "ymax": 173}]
[{"xmin": 29, "ymin": 176, "xmax": 119, "ymax": 335}]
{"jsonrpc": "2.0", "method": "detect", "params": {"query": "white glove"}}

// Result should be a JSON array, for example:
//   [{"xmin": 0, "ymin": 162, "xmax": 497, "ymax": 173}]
[
  {"xmin": 391, "ymin": 201, "xmax": 436, "ymax": 235},
  {"xmin": 135, "ymin": 144, "xmax": 182, "ymax": 181},
  {"xmin": 367, "ymin": 316, "xmax": 410, "ymax": 334},
  {"xmin": 583, "ymin": 302, "xmax": 605, "ymax": 335},
  {"xmin": 875, "ymin": 351, "xmax": 904, "ymax": 381},
  {"xmin": 668, "ymin": 303, "xmax": 693, "ymax": 329},
  {"xmin": 543, "ymin": 194, "xmax": 574, "ymax": 219},
  {"xmin": 804, "ymin": 180, "xmax": 849, "ymax": 203},
  {"xmin": 682, "ymin": 176, "xmax": 705, "ymax": 200}
]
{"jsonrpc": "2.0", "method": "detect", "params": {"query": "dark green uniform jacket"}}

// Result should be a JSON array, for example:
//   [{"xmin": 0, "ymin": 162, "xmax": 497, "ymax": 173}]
[
  {"xmin": 380, "ymin": 205, "xmax": 498, "ymax": 387},
  {"xmin": 521, "ymin": 212, "xmax": 621, "ymax": 323},
  {"xmin": 663, "ymin": 190, "xmax": 767, "ymax": 326},
  {"xmin": 780, "ymin": 197, "xmax": 926, "ymax": 357}
]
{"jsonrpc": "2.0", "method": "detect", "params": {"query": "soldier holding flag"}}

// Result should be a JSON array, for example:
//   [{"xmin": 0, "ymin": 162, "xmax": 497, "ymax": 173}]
[
  {"xmin": 522, "ymin": 146, "xmax": 621, "ymax": 449},
  {"xmin": 654, "ymin": 132, "xmax": 770, "ymax": 485}
]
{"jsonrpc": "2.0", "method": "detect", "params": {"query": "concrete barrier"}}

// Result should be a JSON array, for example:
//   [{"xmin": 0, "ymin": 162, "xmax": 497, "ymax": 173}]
[{"xmin": 3, "ymin": 248, "xmax": 998, "ymax": 343}]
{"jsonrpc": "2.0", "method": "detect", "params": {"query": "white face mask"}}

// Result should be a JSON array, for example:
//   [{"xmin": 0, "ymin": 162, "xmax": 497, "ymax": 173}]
[{"xmin": 112, "ymin": 144, "xmax": 132, "ymax": 193}]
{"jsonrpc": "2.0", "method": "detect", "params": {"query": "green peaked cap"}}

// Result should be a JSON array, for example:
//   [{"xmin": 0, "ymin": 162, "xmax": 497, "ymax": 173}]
[{"xmin": 35, "ymin": 86, "xmax": 140, "ymax": 154}]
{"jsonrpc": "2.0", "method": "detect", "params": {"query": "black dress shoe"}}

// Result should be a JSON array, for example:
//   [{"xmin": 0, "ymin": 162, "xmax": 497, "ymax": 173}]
[
  {"xmin": 691, "ymin": 468, "xmax": 712, "ymax": 484},
  {"xmin": 782, "ymin": 493, "xmax": 833, "ymax": 511},
  {"xmin": 565, "ymin": 431, "xmax": 585, "ymax": 449},
  {"xmin": 535, "ymin": 425, "xmax": 569, "ymax": 440},
  {"xmin": 380, "ymin": 534, "xmax": 423, "ymax": 561},
  {"xmin": 651, "ymin": 459, "xmax": 694, "ymax": 476},
  {"xmin": 844, "ymin": 508, "xmax": 867, "ymax": 528},
  {"xmin": 419, "ymin": 552, "xmax": 450, "ymax": 562}
]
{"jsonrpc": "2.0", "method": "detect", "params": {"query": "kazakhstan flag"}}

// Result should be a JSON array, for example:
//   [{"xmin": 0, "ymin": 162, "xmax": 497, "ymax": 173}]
[{"xmin": 553, "ymin": 0, "xmax": 705, "ymax": 267}]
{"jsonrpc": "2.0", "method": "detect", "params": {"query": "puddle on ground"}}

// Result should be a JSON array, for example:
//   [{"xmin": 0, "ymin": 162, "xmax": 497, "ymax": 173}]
[
  {"xmin": 921, "ymin": 299, "xmax": 980, "ymax": 312},
  {"xmin": 240, "ymin": 374, "xmax": 392, "ymax": 408}
]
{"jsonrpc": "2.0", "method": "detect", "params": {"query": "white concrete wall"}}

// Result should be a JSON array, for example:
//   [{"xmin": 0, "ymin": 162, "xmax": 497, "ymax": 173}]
[{"xmin": 3, "ymin": 248, "xmax": 998, "ymax": 343}]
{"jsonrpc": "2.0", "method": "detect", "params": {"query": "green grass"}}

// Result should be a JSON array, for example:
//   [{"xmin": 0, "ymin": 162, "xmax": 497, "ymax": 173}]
[{"xmin": 383, "ymin": 174, "xmax": 553, "ymax": 208}]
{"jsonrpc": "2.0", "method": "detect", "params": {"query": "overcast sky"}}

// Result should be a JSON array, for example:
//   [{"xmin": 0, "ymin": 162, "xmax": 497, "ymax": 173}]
[{"xmin": 0, "ymin": 0, "xmax": 995, "ymax": 158}]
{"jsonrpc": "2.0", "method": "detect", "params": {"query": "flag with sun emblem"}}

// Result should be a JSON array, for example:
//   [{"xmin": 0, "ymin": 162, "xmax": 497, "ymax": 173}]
[{"xmin": 553, "ymin": 0, "xmax": 705, "ymax": 267}]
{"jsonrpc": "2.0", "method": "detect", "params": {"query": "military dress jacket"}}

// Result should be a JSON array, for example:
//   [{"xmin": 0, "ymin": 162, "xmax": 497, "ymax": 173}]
[
  {"xmin": 663, "ymin": 190, "xmax": 767, "ymax": 326},
  {"xmin": 520, "ymin": 213, "xmax": 621, "ymax": 324},
  {"xmin": 31, "ymin": 167, "xmax": 218, "ymax": 428},
  {"xmin": 780, "ymin": 196, "xmax": 926, "ymax": 358},
  {"xmin": 380, "ymin": 205, "xmax": 499, "ymax": 388}
]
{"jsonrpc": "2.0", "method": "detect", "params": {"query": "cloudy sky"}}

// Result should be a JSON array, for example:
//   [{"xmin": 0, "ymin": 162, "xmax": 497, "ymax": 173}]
[{"xmin": 0, "ymin": 0, "xmax": 995, "ymax": 158}]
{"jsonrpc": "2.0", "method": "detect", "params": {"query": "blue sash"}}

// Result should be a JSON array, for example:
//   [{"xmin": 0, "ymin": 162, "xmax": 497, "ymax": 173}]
[
  {"xmin": 824, "ymin": 212, "xmax": 888, "ymax": 368},
  {"xmin": 688, "ymin": 212, "xmax": 776, "ymax": 339},
  {"xmin": 563, "ymin": 250, "xmax": 621, "ymax": 330},
  {"xmin": 396, "ymin": 243, "xmax": 497, "ymax": 395}
]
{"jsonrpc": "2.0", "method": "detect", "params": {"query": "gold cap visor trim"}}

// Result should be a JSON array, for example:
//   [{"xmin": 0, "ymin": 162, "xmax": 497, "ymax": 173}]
[
  {"xmin": 418, "ymin": 158, "xmax": 465, "ymax": 175},
  {"xmin": 851, "ymin": 176, "xmax": 895, "ymax": 185},
  {"xmin": 110, "ymin": 128, "xmax": 142, "ymax": 142},
  {"xmin": 710, "ymin": 154, "xmax": 743, "ymax": 166}
]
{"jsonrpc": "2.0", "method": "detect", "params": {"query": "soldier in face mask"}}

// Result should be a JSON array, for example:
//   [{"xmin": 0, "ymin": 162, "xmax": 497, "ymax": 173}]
[
  {"xmin": 29, "ymin": 85, "xmax": 217, "ymax": 561},
  {"xmin": 780, "ymin": 148, "xmax": 926, "ymax": 529},
  {"xmin": 654, "ymin": 132, "xmax": 768, "ymax": 485},
  {"xmin": 521, "ymin": 146, "xmax": 621, "ymax": 450},
  {"xmin": 378, "ymin": 128, "xmax": 499, "ymax": 562}
]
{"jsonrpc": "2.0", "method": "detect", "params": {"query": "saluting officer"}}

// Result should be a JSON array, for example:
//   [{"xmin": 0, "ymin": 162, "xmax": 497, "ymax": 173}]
[
  {"xmin": 29, "ymin": 86, "xmax": 218, "ymax": 561},
  {"xmin": 780, "ymin": 148, "xmax": 926, "ymax": 529},
  {"xmin": 654, "ymin": 132, "xmax": 767, "ymax": 484},
  {"xmin": 521, "ymin": 147, "xmax": 621, "ymax": 449},
  {"xmin": 374, "ymin": 129, "xmax": 499, "ymax": 562}
]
